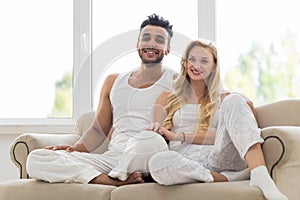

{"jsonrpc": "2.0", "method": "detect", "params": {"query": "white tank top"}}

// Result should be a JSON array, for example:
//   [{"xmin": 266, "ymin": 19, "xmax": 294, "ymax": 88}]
[
  {"xmin": 110, "ymin": 67, "xmax": 176, "ymax": 140},
  {"xmin": 169, "ymin": 104, "xmax": 218, "ymax": 165}
]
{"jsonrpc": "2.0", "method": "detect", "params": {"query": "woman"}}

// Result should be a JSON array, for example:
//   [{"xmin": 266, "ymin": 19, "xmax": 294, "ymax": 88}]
[{"xmin": 147, "ymin": 40, "xmax": 287, "ymax": 200}]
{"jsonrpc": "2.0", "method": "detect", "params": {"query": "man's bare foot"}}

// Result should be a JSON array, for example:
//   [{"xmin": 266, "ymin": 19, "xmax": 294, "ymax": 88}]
[
  {"xmin": 125, "ymin": 172, "xmax": 144, "ymax": 185},
  {"xmin": 89, "ymin": 172, "xmax": 144, "ymax": 186}
]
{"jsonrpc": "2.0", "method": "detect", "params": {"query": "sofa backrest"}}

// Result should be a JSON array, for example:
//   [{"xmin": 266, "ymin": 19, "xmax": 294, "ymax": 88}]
[
  {"xmin": 75, "ymin": 111, "xmax": 95, "ymax": 136},
  {"xmin": 75, "ymin": 98, "xmax": 300, "ymax": 135},
  {"xmin": 255, "ymin": 98, "xmax": 300, "ymax": 128}
]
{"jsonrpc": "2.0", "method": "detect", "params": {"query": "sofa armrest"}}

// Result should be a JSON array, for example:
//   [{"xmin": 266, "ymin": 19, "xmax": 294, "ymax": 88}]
[
  {"xmin": 261, "ymin": 126, "xmax": 300, "ymax": 200},
  {"xmin": 10, "ymin": 133, "xmax": 80, "ymax": 179}
]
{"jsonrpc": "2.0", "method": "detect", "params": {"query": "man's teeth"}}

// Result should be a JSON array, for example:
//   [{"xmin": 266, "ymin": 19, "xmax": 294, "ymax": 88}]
[
  {"xmin": 143, "ymin": 49, "xmax": 158, "ymax": 54},
  {"xmin": 148, "ymin": 51, "xmax": 158, "ymax": 55}
]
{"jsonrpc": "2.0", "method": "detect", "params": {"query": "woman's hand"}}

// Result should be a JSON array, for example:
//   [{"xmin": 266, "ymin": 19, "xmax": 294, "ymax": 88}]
[
  {"xmin": 146, "ymin": 122, "xmax": 181, "ymax": 142},
  {"xmin": 157, "ymin": 126, "xmax": 177, "ymax": 141},
  {"xmin": 146, "ymin": 122, "xmax": 161, "ymax": 132}
]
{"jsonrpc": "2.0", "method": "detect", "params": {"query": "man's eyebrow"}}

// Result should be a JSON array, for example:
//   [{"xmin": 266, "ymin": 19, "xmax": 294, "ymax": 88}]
[
  {"xmin": 142, "ymin": 33, "xmax": 151, "ymax": 37},
  {"xmin": 156, "ymin": 35, "xmax": 165, "ymax": 39}
]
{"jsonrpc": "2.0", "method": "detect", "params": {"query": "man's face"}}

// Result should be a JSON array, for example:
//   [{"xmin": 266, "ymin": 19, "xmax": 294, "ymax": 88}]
[{"xmin": 137, "ymin": 25, "xmax": 170, "ymax": 65}]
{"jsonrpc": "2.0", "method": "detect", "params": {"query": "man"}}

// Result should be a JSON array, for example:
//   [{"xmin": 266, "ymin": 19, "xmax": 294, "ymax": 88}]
[{"xmin": 26, "ymin": 14, "xmax": 177, "ymax": 186}]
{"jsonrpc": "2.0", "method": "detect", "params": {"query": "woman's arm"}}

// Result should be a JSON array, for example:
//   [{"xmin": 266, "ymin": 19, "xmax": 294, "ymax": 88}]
[
  {"xmin": 147, "ymin": 91, "xmax": 171, "ymax": 131},
  {"xmin": 157, "ymin": 127, "xmax": 216, "ymax": 145}
]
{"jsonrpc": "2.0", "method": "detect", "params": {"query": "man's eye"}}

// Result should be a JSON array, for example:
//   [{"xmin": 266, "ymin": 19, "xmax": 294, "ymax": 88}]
[
  {"xmin": 155, "ymin": 37, "xmax": 165, "ymax": 44},
  {"xmin": 142, "ymin": 37, "xmax": 151, "ymax": 41}
]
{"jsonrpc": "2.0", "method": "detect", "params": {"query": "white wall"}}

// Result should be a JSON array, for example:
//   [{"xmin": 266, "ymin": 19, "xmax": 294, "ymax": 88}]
[{"xmin": 0, "ymin": 134, "xmax": 19, "ymax": 182}]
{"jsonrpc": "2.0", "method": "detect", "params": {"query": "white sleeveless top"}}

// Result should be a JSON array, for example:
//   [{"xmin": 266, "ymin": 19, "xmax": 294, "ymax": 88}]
[
  {"xmin": 169, "ymin": 104, "xmax": 219, "ymax": 165},
  {"xmin": 109, "ymin": 67, "xmax": 176, "ymax": 140}
]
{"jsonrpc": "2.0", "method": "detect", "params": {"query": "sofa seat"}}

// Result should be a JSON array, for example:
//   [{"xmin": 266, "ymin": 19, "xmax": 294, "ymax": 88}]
[
  {"xmin": 0, "ymin": 179, "xmax": 116, "ymax": 200},
  {"xmin": 0, "ymin": 179, "xmax": 265, "ymax": 200},
  {"xmin": 111, "ymin": 181, "xmax": 265, "ymax": 200}
]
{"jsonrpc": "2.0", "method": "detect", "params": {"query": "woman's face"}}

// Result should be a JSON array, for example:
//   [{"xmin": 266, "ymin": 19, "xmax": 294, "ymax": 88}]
[{"xmin": 186, "ymin": 45, "xmax": 215, "ymax": 81}]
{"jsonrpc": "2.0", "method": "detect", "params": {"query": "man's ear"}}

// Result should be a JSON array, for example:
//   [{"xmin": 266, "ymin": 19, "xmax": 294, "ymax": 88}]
[{"xmin": 165, "ymin": 47, "xmax": 170, "ymax": 55}]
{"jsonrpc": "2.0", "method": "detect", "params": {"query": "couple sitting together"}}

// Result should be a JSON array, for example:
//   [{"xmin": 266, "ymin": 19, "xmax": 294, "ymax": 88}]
[{"xmin": 26, "ymin": 14, "xmax": 287, "ymax": 200}]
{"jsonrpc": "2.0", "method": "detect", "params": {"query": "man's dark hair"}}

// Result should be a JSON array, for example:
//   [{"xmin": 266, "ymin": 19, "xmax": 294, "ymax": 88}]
[{"xmin": 140, "ymin": 13, "xmax": 173, "ymax": 39}]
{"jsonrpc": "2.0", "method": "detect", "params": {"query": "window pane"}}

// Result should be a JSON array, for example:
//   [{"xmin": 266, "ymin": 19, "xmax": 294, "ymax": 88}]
[
  {"xmin": 0, "ymin": 0, "xmax": 73, "ymax": 118},
  {"xmin": 216, "ymin": 0, "xmax": 300, "ymax": 104},
  {"xmin": 92, "ymin": 0, "xmax": 198, "ymax": 109}
]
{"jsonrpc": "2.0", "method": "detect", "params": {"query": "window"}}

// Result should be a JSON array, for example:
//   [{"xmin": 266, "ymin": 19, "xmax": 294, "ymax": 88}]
[
  {"xmin": 216, "ymin": 0, "xmax": 300, "ymax": 104},
  {"xmin": 2, "ymin": 0, "xmax": 297, "ymax": 129},
  {"xmin": 0, "ymin": 0, "xmax": 73, "ymax": 118},
  {"xmin": 91, "ymin": 0, "xmax": 198, "ymax": 109}
]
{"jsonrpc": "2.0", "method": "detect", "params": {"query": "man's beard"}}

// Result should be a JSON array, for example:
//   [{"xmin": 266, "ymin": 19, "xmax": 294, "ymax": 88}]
[
  {"xmin": 138, "ymin": 49, "xmax": 165, "ymax": 65},
  {"xmin": 142, "ymin": 55, "xmax": 164, "ymax": 65}
]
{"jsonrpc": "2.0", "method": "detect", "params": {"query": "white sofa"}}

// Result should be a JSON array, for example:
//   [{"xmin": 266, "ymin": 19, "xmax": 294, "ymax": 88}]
[{"xmin": 1, "ymin": 99, "xmax": 300, "ymax": 200}]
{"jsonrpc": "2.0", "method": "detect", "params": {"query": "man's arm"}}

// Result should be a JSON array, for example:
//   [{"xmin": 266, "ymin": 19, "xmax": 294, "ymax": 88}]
[
  {"xmin": 47, "ymin": 74, "xmax": 118, "ymax": 152},
  {"xmin": 78, "ymin": 74, "xmax": 118, "ymax": 152}
]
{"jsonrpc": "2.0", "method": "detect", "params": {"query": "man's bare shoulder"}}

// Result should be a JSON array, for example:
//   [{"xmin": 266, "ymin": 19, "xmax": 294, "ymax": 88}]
[
  {"xmin": 102, "ymin": 73, "xmax": 119, "ymax": 91},
  {"xmin": 105, "ymin": 73, "xmax": 119, "ymax": 84},
  {"xmin": 106, "ymin": 73, "xmax": 119, "ymax": 82}
]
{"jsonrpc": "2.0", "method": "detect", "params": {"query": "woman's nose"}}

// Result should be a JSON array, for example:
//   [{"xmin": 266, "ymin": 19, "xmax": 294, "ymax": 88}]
[{"xmin": 192, "ymin": 61, "xmax": 201, "ymax": 68}]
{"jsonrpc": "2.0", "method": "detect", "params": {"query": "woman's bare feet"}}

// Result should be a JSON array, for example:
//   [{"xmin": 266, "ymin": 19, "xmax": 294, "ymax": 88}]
[{"xmin": 89, "ymin": 172, "xmax": 144, "ymax": 186}]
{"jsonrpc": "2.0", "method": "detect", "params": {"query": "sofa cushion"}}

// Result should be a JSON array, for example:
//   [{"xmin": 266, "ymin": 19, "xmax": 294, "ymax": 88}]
[
  {"xmin": 0, "ymin": 179, "xmax": 116, "ymax": 200},
  {"xmin": 111, "ymin": 181, "xmax": 265, "ymax": 200}
]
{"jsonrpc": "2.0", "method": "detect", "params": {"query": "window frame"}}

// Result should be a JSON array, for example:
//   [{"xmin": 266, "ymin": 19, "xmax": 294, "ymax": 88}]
[
  {"xmin": 0, "ymin": 0, "xmax": 90, "ymax": 134},
  {"xmin": 0, "ymin": 0, "xmax": 215, "ymax": 134}
]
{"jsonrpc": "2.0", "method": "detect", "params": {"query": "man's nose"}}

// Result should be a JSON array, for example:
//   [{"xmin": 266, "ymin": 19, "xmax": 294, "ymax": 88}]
[{"xmin": 147, "ymin": 38, "xmax": 157, "ymax": 48}]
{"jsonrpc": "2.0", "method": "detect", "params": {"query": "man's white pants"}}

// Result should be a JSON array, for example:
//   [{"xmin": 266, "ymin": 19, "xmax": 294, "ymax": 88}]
[{"xmin": 26, "ymin": 130, "xmax": 168, "ymax": 183}]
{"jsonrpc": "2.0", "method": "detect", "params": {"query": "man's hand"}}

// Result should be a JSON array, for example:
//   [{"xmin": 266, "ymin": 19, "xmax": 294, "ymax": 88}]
[{"xmin": 45, "ymin": 145, "xmax": 76, "ymax": 152}]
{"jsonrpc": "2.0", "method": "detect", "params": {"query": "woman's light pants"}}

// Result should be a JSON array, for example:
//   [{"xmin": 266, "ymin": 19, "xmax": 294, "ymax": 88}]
[{"xmin": 149, "ymin": 94, "xmax": 264, "ymax": 185}]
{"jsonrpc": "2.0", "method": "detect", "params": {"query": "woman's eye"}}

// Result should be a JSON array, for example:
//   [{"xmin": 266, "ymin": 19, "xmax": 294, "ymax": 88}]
[{"xmin": 188, "ymin": 58, "xmax": 195, "ymax": 63}]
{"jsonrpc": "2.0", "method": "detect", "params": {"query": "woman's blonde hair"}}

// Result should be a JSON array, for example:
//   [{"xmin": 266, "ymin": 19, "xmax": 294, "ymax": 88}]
[{"xmin": 163, "ymin": 40, "xmax": 221, "ymax": 132}]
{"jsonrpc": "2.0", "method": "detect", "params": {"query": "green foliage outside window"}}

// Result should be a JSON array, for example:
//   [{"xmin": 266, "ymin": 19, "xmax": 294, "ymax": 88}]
[
  {"xmin": 49, "ymin": 71, "xmax": 73, "ymax": 118},
  {"xmin": 224, "ymin": 31, "xmax": 300, "ymax": 105}
]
